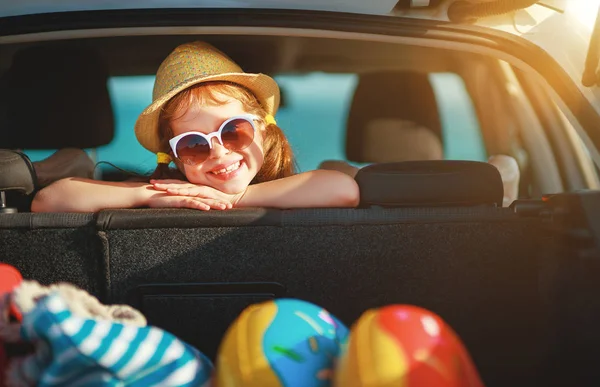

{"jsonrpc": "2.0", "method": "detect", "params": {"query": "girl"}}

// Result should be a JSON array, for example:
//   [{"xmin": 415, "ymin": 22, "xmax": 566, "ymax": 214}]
[{"xmin": 31, "ymin": 41, "xmax": 359, "ymax": 213}]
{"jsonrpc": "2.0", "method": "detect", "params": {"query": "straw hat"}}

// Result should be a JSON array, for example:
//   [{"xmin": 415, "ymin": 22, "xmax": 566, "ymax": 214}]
[{"xmin": 134, "ymin": 41, "xmax": 280, "ymax": 153}]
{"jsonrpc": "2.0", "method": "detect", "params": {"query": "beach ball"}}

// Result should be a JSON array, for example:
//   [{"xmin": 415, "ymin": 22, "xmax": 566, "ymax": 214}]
[
  {"xmin": 334, "ymin": 305, "xmax": 485, "ymax": 387},
  {"xmin": 215, "ymin": 298, "xmax": 348, "ymax": 387},
  {"xmin": 0, "ymin": 263, "xmax": 23, "ymax": 321}
]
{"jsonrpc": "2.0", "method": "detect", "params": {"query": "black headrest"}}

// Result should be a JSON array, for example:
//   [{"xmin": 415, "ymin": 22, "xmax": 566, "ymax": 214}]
[
  {"xmin": 346, "ymin": 71, "xmax": 442, "ymax": 163},
  {"xmin": 355, "ymin": 161, "xmax": 503, "ymax": 207},
  {"xmin": 2, "ymin": 45, "xmax": 114, "ymax": 149},
  {"xmin": 0, "ymin": 149, "xmax": 37, "ymax": 195}
]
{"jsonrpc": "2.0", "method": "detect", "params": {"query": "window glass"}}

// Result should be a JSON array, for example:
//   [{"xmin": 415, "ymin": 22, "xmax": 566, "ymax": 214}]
[
  {"xmin": 274, "ymin": 73, "xmax": 358, "ymax": 172},
  {"xmin": 277, "ymin": 72, "xmax": 488, "ymax": 171},
  {"xmin": 429, "ymin": 73, "xmax": 487, "ymax": 161},
  {"xmin": 555, "ymin": 101, "xmax": 600, "ymax": 189},
  {"xmin": 101, "ymin": 76, "xmax": 155, "ymax": 174},
  {"xmin": 23, "ymin": 76, "xmax": 156, "ymax": 176},
  {"xmin": 23, "ymin": 72, "xmax": 488, "ymax": 175}
]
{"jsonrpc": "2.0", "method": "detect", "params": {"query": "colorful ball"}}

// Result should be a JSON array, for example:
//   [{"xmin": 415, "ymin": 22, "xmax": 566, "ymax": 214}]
[
  {"xmin": 334, "ymin": 305, "xmax": 485, "ymax": 387},
  {"xmin": 215, "ymin": 298, "xmax": 348, "ymax": 387},
  {"xmin": 0, "ymin": 263, "xmax": 23, "ymax": 321}
]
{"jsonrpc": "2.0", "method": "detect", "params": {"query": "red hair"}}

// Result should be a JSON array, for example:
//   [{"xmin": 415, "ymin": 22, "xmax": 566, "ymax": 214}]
[{"xmin": 150, "ymin": 82, "xmax": 296, "ymax": 182}]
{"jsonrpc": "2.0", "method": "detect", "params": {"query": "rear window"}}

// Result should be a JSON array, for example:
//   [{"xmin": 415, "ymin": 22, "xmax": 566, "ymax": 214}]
[
  {"xmin": 430, "ymin": 73, "xmax": 486, "ymax": 162},
  {"xmin": 24, "ymin": 72, "xmax": 487, "ymax": 174}
]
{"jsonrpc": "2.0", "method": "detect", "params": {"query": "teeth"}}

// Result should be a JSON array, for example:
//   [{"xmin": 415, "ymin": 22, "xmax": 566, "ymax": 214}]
[{"xmin": 212, "ymin": 161, "xmax": 241, "ymax": 175}]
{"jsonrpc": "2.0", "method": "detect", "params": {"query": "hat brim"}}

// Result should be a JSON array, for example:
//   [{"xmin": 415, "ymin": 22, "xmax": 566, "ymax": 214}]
[{"xmin": 134, "ymin": 72, "xmax": 280, "ymax": 153}]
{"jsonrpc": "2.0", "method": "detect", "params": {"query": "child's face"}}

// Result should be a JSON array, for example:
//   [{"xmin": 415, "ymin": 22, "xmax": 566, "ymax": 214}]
[{"xmin": 169, "ymin": 94, "xmax": 265, "ymax": 194}]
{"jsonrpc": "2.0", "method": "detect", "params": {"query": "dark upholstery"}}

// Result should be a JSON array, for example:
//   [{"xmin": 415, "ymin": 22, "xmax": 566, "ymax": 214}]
[
  {"xmin": 0, "ymin": 150, "xmax": 37, "ymax": 212},
  {"xmin": 355, "ymin": 160, "xmax": 504, "ymax": 207},
  {"xmin": 0, "ymin": 206, "xmax": 597, "ymax": 387},
  {"xmin": 0, "ymin": 213, "xmax": 104, "ymax": 298},
  {"xmin": 3, "ymin": 44, "xmax": 114, "ymax": 149},
  {"xmin": 346, "ymin": 71, "xmax": 442, "ymax": 162},
  {"xmin": 0, "ymin": 150, "xmax": 37, "ymax": 194},
  {"xmin": 95, "ymin": 208, "xmax": 553, "ymax": 387}
]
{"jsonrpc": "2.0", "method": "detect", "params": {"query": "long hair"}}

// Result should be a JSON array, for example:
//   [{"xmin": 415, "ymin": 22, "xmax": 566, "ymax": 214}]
[{"xmin": 149, "ymin": 81, "xmax": 296, "ymax": 183}]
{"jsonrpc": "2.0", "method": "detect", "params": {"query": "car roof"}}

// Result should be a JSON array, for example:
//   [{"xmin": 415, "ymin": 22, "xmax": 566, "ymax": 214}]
[
  {"xmin": 0, "ymin": 0, "xmax": 400, "ymax": 18},
  {"xmin": 2, "ymin": 0, "xmax": 600, "ymax": 142}
]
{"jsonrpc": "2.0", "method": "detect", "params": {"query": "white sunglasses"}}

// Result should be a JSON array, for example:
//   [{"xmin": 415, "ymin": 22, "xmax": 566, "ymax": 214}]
[{"xmin": 168, "ymin": 114, "xmax": 259, "ymax": 165}]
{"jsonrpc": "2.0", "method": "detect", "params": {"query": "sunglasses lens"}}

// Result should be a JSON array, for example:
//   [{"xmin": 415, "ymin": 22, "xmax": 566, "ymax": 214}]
[
  {"xmin": 221, "ymin": 118, "xmax": 255, "ymax": 151},
  {"xmin": 175, "ymin": 134, "xmax": 210, "ymax": 165}
]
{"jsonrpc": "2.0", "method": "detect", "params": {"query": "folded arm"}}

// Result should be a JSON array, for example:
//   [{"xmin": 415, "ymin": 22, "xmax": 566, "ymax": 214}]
[
  {"xmin": 32, "ymin": 178, "xmax": 147, "ymax": 213},
  {"xmin": 32, "ymin": 170, "xmax": 359, "ymax": 212},
  {"xmin": 237, "ymin": 170, "xmax": 359, "ymax": 208},
  {"xmin": 31, "ymin": 178, "xmax": 230, "ymax": 213}
]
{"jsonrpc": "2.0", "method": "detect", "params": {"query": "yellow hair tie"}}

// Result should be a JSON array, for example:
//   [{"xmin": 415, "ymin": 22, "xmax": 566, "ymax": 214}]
[
  {"xmin": 157, "ymin": 152, "xmax": 172, "ymax": 165},
  {"xmin": 265, "ymin": 114, "xmax": 277, "ymax": 126}
]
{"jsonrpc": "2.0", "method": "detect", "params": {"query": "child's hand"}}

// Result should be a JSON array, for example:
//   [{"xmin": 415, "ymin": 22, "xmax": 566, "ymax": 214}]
[
  {"xmin": 147, "ymin": 192, "xmax": 231, "ymax": 211},
  {"xmin": 150, "ymin": 179, "xmax": 244, "ymax": 208}
]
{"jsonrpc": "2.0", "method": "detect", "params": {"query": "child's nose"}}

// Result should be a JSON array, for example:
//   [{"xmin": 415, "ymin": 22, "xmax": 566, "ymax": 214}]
[{"xmin": 209, "ymin": 138, "xmax": 229, "ymax": 159}]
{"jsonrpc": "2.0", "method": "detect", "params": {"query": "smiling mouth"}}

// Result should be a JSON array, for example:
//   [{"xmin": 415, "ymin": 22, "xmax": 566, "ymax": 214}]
[{"xmin": 210, "ymin": 161, "xmax": 242, "ymax": 175}]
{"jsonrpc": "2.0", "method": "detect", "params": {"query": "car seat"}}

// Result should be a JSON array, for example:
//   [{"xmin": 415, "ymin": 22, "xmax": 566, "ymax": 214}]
[
  {"xmin": 345, "ymin": 70, "xmax": 443, "ymax": 163},
  {"xmin": 319, "ymin": 70, "xmax": 520, "ymax": 206},
  {"xmin": 319, "ymin": 70, "xmax": 443, "ymax": 172},
  {"xmin": 0, "ymin": 44, "xmax": 115, "ymax": 210}
]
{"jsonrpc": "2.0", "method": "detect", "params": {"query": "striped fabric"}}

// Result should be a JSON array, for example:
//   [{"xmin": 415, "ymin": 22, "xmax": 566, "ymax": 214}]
[{"xmin": 16, "ymin": 292, "xmax": 213, "ymax": 386}]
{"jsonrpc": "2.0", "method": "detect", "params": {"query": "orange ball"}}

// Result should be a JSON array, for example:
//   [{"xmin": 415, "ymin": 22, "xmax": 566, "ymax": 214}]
[{"xmin": 334, "ymin": 305, "xmax": 485, "ymax": 387}]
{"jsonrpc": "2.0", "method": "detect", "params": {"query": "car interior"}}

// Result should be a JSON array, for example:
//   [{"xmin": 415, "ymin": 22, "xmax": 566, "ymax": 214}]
[{"xmin": 2, "ymin": 33, "xmax": 600, "ymax": 386}]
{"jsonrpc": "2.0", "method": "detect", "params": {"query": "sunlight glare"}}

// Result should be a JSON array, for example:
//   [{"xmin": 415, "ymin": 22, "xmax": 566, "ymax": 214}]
[{"xmin": 567, "ymin": 0, "xmax": 600, "ymax": 32}]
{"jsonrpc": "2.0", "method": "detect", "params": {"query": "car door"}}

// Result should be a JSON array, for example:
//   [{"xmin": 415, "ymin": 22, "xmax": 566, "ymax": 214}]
[{"xmin": 472, "ymin": 0, "xmax": 600, "ymax": 164}]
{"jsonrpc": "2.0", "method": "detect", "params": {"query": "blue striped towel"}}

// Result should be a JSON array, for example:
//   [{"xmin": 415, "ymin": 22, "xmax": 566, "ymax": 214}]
[{"xmin": 15, "ymin": 292, "xmax": 213, "ymax": 386}]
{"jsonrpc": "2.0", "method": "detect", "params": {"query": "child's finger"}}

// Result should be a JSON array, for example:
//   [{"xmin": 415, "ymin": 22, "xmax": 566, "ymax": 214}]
[
  {"xmin": 165, "ymin": 187, "xmax": 196, "ymax": 196},
  {"xmin": 173, "ymin": 197, "xmax": 228, "ymax": 211},
  {"xmin": 163, "ymin": 197, "xmax": 209, "ymax": 210},
  {"xmin": 183, "ymin": 198, "xmax": 211, "ymax": 211},
  {"xmin": 150, "ymin": 179, "xmax": 186, "ymax": 185},
  {"xmin": 195, "ymin": 198, "xmax": 229, "ymax": 210},
  {"xmin": 165, "ymin": 187, "xmax": 225, "ymax": 201},
  {"xmin": 149, "ymin": 196, "xmax": 209, "ymax": 211},
  {"xmin": 152, "ymin": 182, "xmax": 192, "ymax": 190}
]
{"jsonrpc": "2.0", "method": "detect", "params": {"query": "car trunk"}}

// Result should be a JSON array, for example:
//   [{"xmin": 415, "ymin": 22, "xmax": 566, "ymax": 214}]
[{"xmin": 1, "ymin": 3, "xmax": 600, "ymax": 387}]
